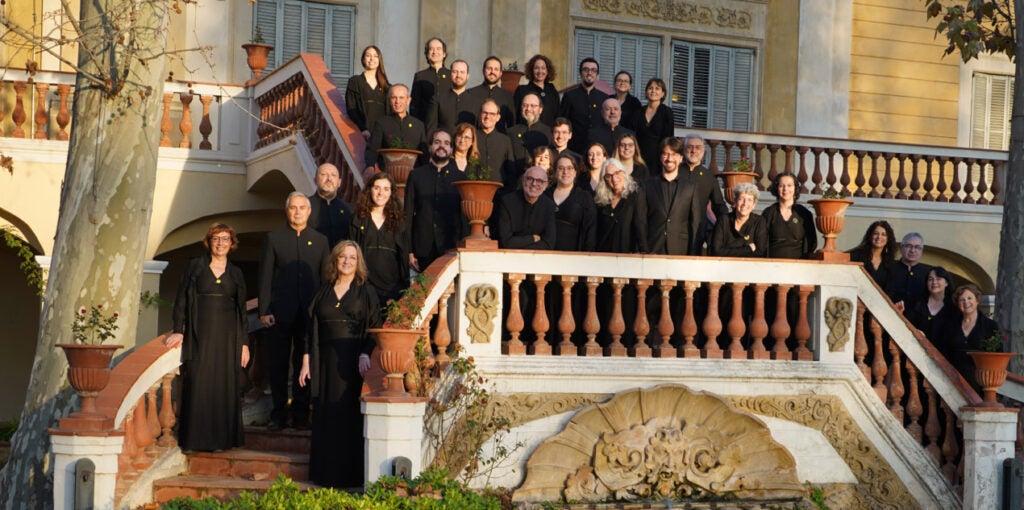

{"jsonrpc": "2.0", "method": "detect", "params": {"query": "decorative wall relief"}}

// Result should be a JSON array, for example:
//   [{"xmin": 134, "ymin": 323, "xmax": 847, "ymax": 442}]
[
  {"xmin": 582, "ymin": 0, "xmax": 753, "ymax": 29},
  {"xmin": 490, "ymin": 393, "xmax": 609, "ymax": 429},
  {"xmin": 464, "ymin": 284, "xmax": 498, "ymax": 343},
  {"xmin": 824, "ymin": 297, "xmax": 853, "ymax": 352}
]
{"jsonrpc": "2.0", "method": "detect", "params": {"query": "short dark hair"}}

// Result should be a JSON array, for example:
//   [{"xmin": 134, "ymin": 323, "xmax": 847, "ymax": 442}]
[
  {"xmin": 659, "ymin": 136, "xmax": 684, "ymax": 154},
  {"xmin": 615, "ymin": 70, "xmax": 633, "ymax": 84},
  {"xmin": 645, "ymin": 77, "xmax": 667, "ymax": 94},
  {"xmin": 203, "ymin": 222, "xmax": 238, "ymax": 252},
  {"xmin": 769, "ymin": 171, "xmax": 801, "ymax": 200},
  {"xmin": 579, "ymin": 57, "xmax": 599, "ymax": 75},
  {"xmin": 525, "ymin": 54, "xmax": 556, "ymax": 83},
  {"xmin": 423, "ymin": 37, "xmax": 447, "ymax": 64},
  {"xmin": 483, "ymin": 56, "xmax": 502, "ymax": 72},
  {"xmin": 427, "ymin": 127, "xmax": 452, "ymax": 144},
  {"xmin": 552, "ymin": 117, "xmax": 572, "ymax": 132}
]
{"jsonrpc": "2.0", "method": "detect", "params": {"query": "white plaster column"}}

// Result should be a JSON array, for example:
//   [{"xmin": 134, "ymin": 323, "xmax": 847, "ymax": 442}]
[
  {"xmin": 34, "ymin": 255, "xmax": 51, "ymax": 297},
  {"xmin": 452, "ymin": 264, "xmax": 503, "ymax": 359},
  {"xmin": 795, "ymin": 0, "xmax": 851, "ymax": 138},
  {"xmin": 375, "ymin": 0, "xmax": 422, "ymax": 88},
  {"xmin": 362, "ymin": 398, "xmax": 428, "ymax": 483},
  {"xmin": 137, "ymin": 260, "xmax": 169, "ymax": 348},
  {"xmin": 961, "ymin": 407, "xmax": 1018, "ymax": 509},
  {"xmin": 51, "ymin": 434, "xmax": 124, "ymax": 510},
  {"xmin": 455, "ymin": 0, "xmax": 491, "ymax": 76}
]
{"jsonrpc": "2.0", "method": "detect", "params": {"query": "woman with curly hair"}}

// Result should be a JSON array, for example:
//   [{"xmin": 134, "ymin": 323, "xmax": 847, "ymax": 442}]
[
  {"xmin": 349, "ymin": 172, "xmax": 409, "ymax": 304},
  {"xmin": 595, "ymin": 158, "xmax": 647, "ymax": 253},
  {"xmin": 514, "ymin": 54, "xmax": 560, "ymax": 126},
  {"xmin": 452, "ymin": 122, "xmax": 480, "ymax": 173},
  {"xmin": 346, "ymin": 46, "xmax": 391, "ymax": 138},
  {"xmin": 847, "ymin": 220, "xmax": 898, "ymax": 288}
]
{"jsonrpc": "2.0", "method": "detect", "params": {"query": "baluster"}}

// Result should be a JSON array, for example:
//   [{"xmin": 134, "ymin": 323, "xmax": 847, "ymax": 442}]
[
  {"xmin": 855, "ymin": 301, "xmax": 869, "ymax": 380},
  {"xmin": 679, "ymin": 281, "xmax": 700, "ymax": 358},
  {"xmin": 726, "ymin": 282, "xmax": 747, "ymax": 358},
  {"xmin": 121, "ymin": 410, "xmax": 138, "ymax": 460},
  {"xmin": 810, "ymin": 147, "xmax": 824, "ymax": 194},
  {"xmin": 905, "ymin": 361, "xmax": 923, "ymax": 443},
  {"xmin": 825, "ymin": 148, "xmax": 838, "ymax": 192},
  {"xmin": 737, "ymin": 142, "xmax": 753, "ymax": 185},
  {"xmin": 56, "ymin": 84, "xmax": 71, "ymax": 141},
  {"xmin": 838, "ymin": 149, "xmax": 852, "ymax": 196},
  {"xmin": 940, "ymin": 401, "xmax": 959, "ymax": 483},
  {"xmin": 962, "ymin": 158, "xmax": 977, "ymax": 204},
  {"xmin": 870, "ymin": 315, "xmax": 888, "ymax": 402},
  {"xmin": 770, "ymin": 284, "xmax": 792, "ymax": 360},
  {"xmin": 881, "ymin": 153, "xmax": 895, "ymax": 198},
  {"xmin": 633, "ymin": 279, "xmax": 652, "ymax": 357},
  {"xmin": 706, "ymin": 139, "xmax": 720, "ymax": 171},
  {"xmin": 702, "ymin": 282, "xmax": 724, "ymax": 358},
  {"xmin": 157, "ymin": 374, "xmax": 177, "ymax": 447},
  {"xmin": 977, "ymin": 160, "xmax": 992, "ymax": 205},
  {"xmin": 146, "ymin": 385, "xmax": 161, "ymax": 454},
  {"xmin": 753, "ymin": 143, "xmax": 766, "ymax": 182},
  {"xmin": 990, "ymin": 160, "xmax": 1003, "ymax": 205},
  {"xmin": 530, "ymin": 275, "xmax": 552, "ymax": 355},
  {"xmin": 199, "ymin": 94, "xmax": 214, "ymax": 150},
  {"xmin": 949, "ymin": 157, "xmax": 963, "ymax": 203},
  {"xmin": 853, "ymin": 151, "xmax": 867, "ymax": 197},
  {"xmin": 583, "ymin": 276, "xmax": 602, "ymax": 356},
  {"xmin": 557, "ymin": 275, "xmax": 578, "ymax": 356},
  {"xmin": 767, "ymin": 145, "xmax": 780, "ymax": 182},
  {"xmin": 867, "ymin": 152, "xmax": 881, "ymax": 198},
  {"xmin": 504, "ymin": 273, "xmax": 526, "ymax": 355},
  {"xmin": 434, "ymin": 283, "xmax": 455, "ymax": 367},
  {"xmin": 722, "ymin": 140, "xmax": 735, "ymax": 171},
  {"xmin": 922, "ymin": 155, "xmax": 936, "ymax": 201},
  {"xmin": 160, "ymin": 93, "xmax": 173, "ymax": 147},
  {"xmin": 793, "ymin": 286, "xmax": 813, "ymax": 360},
  {"xmin": 936, "ymin": 156, "xmax": 950, "ymax": 202},
  {"xmin": 783, "ymin": 145, "xmax": 794, "ymax": 173},
  {"xmin": 656, "ymin": 279, "xmax": 676, "ymax": 358},
  {"xmin": 923, "ymin": 380, "xmax": 943, "ymax": 464},
  {"xmin": 887, "ymin": 339, "xmax": 905, "ymax": 421},
  {"xmin": 178, "ymin": 91, "xmax": 194, "ymax": 148},
  {"xmin": 749, "ymin": 284, "xmax": 770, "ymax": 359},
  {"xmin": 908, "ymin": 155, "xmax": 922, "ymax": 200},
  {"xmin": 12, "ymin": 82, "xmax": 27, "ymax": 138},
  {"xmin": 606, "ymin": 278, "xmax": 628, "ymax": 356},
  {"xmin": 895, "ymin": 155, "xmax": 910, "ymax": 199},
  {"xmin": 795, "ymin": 146, "xmax": 809, "ymax": 193},
  {"xmin": 132, "ymin": 397, "xmax": 152, "ymax": 467},
  {"xmin": 33, "ymin": 82, "xmax": 49, "ymax": 139}
]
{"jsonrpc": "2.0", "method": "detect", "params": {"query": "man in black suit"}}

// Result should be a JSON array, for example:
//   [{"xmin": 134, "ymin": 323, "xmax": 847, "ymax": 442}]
[
  {"xmin": 364, "ymin": 84, "xmax": 427, "ymax": 177},
  {"xmin": 466, "ymin": 56, "xmax": 515, "ymax": 131},
  {"xmin": 679, "ymin": 134, "xmax": 728, "ymax": 255},
  {"xmin": 410, "ymin": 37, "xmax": 451, "ymax": 123},
  {"xmin": 560, "ymin": 58, "xmax": 608, "ymax": 154},
  {"xmin": 644, "ymin": 137, "xmax": 700, "ymax": 255},
  {"xmin": 495, "ymin": 166, "xmax": 557, "ymax": 249},
  {"xmin": 307, "ymin": 163, "xmax": 352, "ymax": 248},
  {"xmin": 258, "ymin": 193, "xmax": 330, "ymax": 430},
  {"xmin": 587, "ymin": 97, "xmax": 634, "ymax": 155},
  {"xmin": 427, "ymin": 59, "xmax": 473, "ymax": 132},
  {"xmin": 404, "ymin": 128, "xmax": 467, "ymax": 272}
]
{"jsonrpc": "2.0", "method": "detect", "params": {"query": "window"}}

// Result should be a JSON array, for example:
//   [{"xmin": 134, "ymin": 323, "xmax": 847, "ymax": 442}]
[
  {"xmin": 671, "ymin": 41, "xmax": 754, "ymax": 130},
  {"xmin": 574, "ymin": 29, "xmax": 661, "ymax": 99},
  {"xmin": 971, "ymin": 72, "xmax": 1013, "ymax": 150},
  {"xmin": 253, "ymin": 0, "xmax": 355, "ymax": 89}
]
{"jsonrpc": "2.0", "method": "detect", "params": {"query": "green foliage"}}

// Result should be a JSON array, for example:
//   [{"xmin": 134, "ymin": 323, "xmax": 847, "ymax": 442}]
[
  {"xmin": 140, "ymin": 290, "xmax": 171, "ymax": 310},
  {"xmin": 981, "ymin": 328, "xmax": 1007, "ymax": 352},
  {"xmin": 71, "ymin": 305, "xmax": 120, "ymax": 345},
  {"xmin": 925, "ymin": 0, "xmax": 1016, "ymax": 62},
  {"xmin": 0, "ymin": 420, "xmax": 17, "ymax": 442},
  {"xmin": 385, "ymin": 133, "xmax": 414, "ymax": 150},
  {"xmin": 464, "ymin": 156, "xmax": 494, "ymax": 181},
  {"xmin": 1, "ymin": 228, "xmax": 44, "ymax": 296},
  {"xmin": 820, "ymin": 187, "xmax": 850, "ymax": 199},
  {"xmin": 805, "ymin": 482, "xmax": 830, "ymax": 510},
  {"xmin": 384, "ymin": 273, "xmax": 433, "ymax": 328},
  {"xmin": 730, "ymin": 156, "xmax": 754, "ymax": 173}
]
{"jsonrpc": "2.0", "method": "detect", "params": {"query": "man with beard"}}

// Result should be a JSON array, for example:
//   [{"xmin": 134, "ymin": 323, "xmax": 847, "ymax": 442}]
[
  {"xmin": 560, "ymin": 58, "xmax": 608, "ymax": 154},
  {"xmin": 643, "ymin": 137, "xmax": 700, "ymax": 255},
  {"xmin": 587, "ymin": 97, "xmax": 634, "ymax": 155},
  {"xmin": 475, "ymin": 99, "xmax": 515, "ymax": 188},
  {"xmin": 495, "ymin": 166, "xmax": 557, "ymax": 250},
  {"xmin": 427, "ymin": 59, "xmax": 473, "ymax": 132},
  {"xmin": 364, "ymin": 84, "xmax": 427, "ymax": 178},
  {"xmin": 466, "ymin": 56, "xmax": 515, "ymax": 131},
  {"xmin": 404, "ymin": 129, "xmax": 467, "ymax": 272},
  {"xmin": 307, "ymin": 163, "xmax": 352, "ymax": 248},
  {"xmin": 507, "ymin": 92, "xmax": 552, "ymax": 175},
  {"xmin": 410, "ymin": 38, "xmax": 451, "ymax": 123},
  {"xmin": 678, "ymin": 134, "xmax": 728, "ymax": 255}
]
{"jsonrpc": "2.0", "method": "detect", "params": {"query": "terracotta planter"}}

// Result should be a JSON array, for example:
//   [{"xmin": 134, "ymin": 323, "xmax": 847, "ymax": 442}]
[
  {"xmin": 501, "ymin": 71, "xmax": 524, "ymax": 93},
  {"xmin": 241, "ymin": 43, "xmax": 274, "ymax": 86},
  {"xmin": 378, "ymin": 148, "xmax": 422, "ymax": 204},
  {"xmin": 369, "ymin": 328, "xmax": 425, "ymax": 398},
  {"xmin": 57, "ymin": 344, "xmax": 122, "ymax": 416},
  {"xmin": 968, "ymin": 351, "xmax": 1015, "ymax": 406},
  {"xmin": 453, "ymin": 180, "xmax": 502, "ymax": 247},
  {"xmin": 718, "ymin": 171, "xmax": 757, "ymax": 204},
  {"xmin": 808, "ymin": 198, "xmax": 854, "ymax": 261}
]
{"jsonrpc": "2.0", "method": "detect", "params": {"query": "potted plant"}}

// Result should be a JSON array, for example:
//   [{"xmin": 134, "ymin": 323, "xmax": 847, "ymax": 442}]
[
  {"xmin": 242, "ymin": 25, "xmax": 274, "ymax": 86},
  {"xmin": 968, "ymin": 329, "xmax": 1015, "ymax": 407},
  {"xmin": 808, "ymin": 187, "xmax": 854, "ymax": 261},
  {"xmin": 500, "ymin": 60, "xmax": 524, "ymax": 93},
  {"xmin": 368, "ymin": 274, "xmax": 432, "ymax": 398},
  {"xmin": 56, "ymin": 305, "xmax": 122, "ymax": 419},
  {"xmin": 453, "ymin": 156, "xmax": 502, "ymax": 248},
  {"xmin": 377, "ymin": 134, "xmax": 422, "ymax": 203},
  {"xmin": 717, "ymin": 156, "xmax": 758, "ymax": 204}
]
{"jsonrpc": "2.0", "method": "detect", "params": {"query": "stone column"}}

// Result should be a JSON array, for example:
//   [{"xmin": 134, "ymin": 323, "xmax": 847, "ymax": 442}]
[
  {"xmin": 375, "ymin": 0, "xmax": 422, "ymax": 87},
  {"xmin": 362, "ymin": 397, "xmax": 428, "ymax": 483},
  {"xmin": 795, "ymin": 0, "xmax": 851, "ymax": 138},
  {"xmin": 137, "ymin": 260, "xmax": 169, "ymax": 348},
  {"xmin": 51, "ymin": 433, "xmax": 124, "ymax": 510},
  {"xmin": 961, "ymin": 407, "xmax": 1018, "ymax": 509}
]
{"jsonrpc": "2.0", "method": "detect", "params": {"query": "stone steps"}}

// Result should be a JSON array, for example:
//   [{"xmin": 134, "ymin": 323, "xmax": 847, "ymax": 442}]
[{"xmin": 152, "ymin": 474, "xmax": 318, "ymax": 503}]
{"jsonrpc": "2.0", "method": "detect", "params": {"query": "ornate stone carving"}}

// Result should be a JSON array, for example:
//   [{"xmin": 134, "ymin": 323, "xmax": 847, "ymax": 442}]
[
  {"xmin": 582, "ymin": 0, "xmax": 752, "ymax": 29},
  {"xmin": 490, "ymin": 393, "xmax": 608, "ymax": 429},
  {"xmin": 464, "ymin": 284, "xmax": 498, "ymax": 343},
  {"xmin": 516, "ymin": 385, "xmax": 804, "ymax": 503},
  {"xmin": 824, "ymin": 297, "xmax": 853, "ymax": 352}
]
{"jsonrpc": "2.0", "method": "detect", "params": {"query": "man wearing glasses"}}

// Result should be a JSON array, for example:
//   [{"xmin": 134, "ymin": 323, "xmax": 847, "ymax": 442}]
[
  {"xmin": 475, "ymin": 99, "xmax": 515, "ymax": 189},
  {"xmin": 494, "ymin": 166, "xmax": 556, "ymax": 250},
  {"xmin": 508, "ymin": 92, "xmax": 552, "ymax": 175},
  {"xmin": 560, "ymin": 58, "xmax": 608, "ymax": 154},
  {"xmin": 678, "ymin": 134, "xmax": 728, "ymax": 254},
  {"xmin": 887, "ymin": 232, "xmax": 931, "ymax": 312}
]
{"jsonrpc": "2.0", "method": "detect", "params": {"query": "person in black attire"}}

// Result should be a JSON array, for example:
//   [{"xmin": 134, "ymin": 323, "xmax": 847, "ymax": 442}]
[
  {"xmin": 404, "ymin": 128, "xmax": 467, "ymax": 272},
  {"xmin": 614, "ymin": 133, "xmax": 649, "ymax": 181},
  {"xmin": 507, "ymin": 92, "xmax": 552, "ymax": 177},
  {"xmin": 761, "ymin": 172, "xmax": 817, "ymax": 259},
  {"xmin": 643, "ymin": 137, "xmax": 700, "ymax": 256},
  {"xmin": 345, "ymin": 46, "xmax": 390, "ymax": 138},
  {"xmin": 560, "ymin": 58, "xmax": 608, "ymax": 154},
  {"xmin": 350, "ymin": 172, "xmax": 409, "ymax": 304},
  {"xmin": 476, "ymin": 99, "xmax": 515, "ymax": 188},
  {"xmin": 887, "ymin": 232, "xmax": 931, "ymax": 312},
  {"xmin": 710, "ymin": 182, "xmax": 768, "ymax": 257},
  {"xmin": 938, "ymin": 284, "xmax": 1000, "ymax": 391},
  {"xmin": 364, "ymin": 84, "xmax": 427, "ymax": 177},
  {"xmin": 546, "ymin": 154, "xmax": 596, "ymax": 251},
  {"xmin": 514, "ymin": 54, "xmax": 560, "ymax": 126},
  {"xmin": 299, "ymin": 241, "xmax": 381, "ymax": 488},
  {"xmin": 308, "ymin": 163, "xmax": 353, "ymax": 248},
  {"xmin": 587, "ymin": 98, "xmax": 635, "ymax": 155},
  {"xmin": 410, "ymin": 38, "xmax": 451, "ymax": 123},
  {"xmin": 680, "ymin": 134, "xmax": 728, "ymax": 255},
  {"xmin": 551, "ymin": 117, "xmax": 581, "ymax": 162},
  {"xmin": 166, "ymin": 223, "xmax": 248, "ymax": 452},
  {"xmin": 631, "ymin": 78, "xmax": 674, "ymax": 175},
  {"xmin": 908, "ymin": 266, "xmax": 955, "ymax": 341},
  {"xmin": 495, "ymin": 166, "xmax": 557, "ymax": 249},
  {"xmin": 595, "ymin": 158, "xmax": 647, "ymax": 254},
  {"xmin": 611, "ymin": 71, "xmax": 643, "ymax": 124},
  {"xmin": 427, "ymin": 59, "xmax": 473, "ymax": 132},
  {"xmin": 466, "ymin": 56, "xmax": 515, "ymax": 132},
  {"xmin": 847, "ymin": 220, "xmax": 898, "ymax": 288},
  {"xmin": 258, "ymin": 193, "xmax": 331, "ymax": 430}
]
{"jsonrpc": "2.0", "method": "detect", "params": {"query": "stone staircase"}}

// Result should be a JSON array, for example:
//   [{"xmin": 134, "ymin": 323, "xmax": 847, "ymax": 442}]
[{"xmin": 151, "ymin": 427, "xmax": 315, "ymax": 503}]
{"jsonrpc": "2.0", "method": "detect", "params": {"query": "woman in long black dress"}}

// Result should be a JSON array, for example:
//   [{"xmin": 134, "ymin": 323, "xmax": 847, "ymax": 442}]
[
  {"xmin": 300, "ymin": 241, "xmax": 381, "ymax": 488},
  {"xmin": 761, "ymin": 172, "xmax": 816, "ymax": 259},
  {"xmin": 166, "ymin": 223, "xmax": 249, "ymax": 452},
  {"xmin": 513, "ymin": 54, "xmax": 560, "ymax": 127},
  {"xmin": 710, "ymin": 182, "xmax": 767, "ymax": 257},
  {"xmin": 938, "ymin": 284, "xmax": 999, "ymax": 391},
  {"xmin": 350, "ymin": 172, "xmax": 409, "ymax": 305},
  {"xmin": 908, "ymin": 266, "xmax": 955, "ymax": 341},
  {"xmin": 546, "ymin": 154, "xmax": 596, "ymax": 251},
  {"xmin": 630, "ymin": 78, "xmax": 674, "ymax": 175},
  {"xmin": 346, "ymin": 46, "xmax": 390, "ymax": 139},
  {"xmin": 847, "ymin": 220, "xmax": 898, "ymax": 288},
  {"xmin": 595, "ymin": 158, "xmax": 647, "ymax": 254}
]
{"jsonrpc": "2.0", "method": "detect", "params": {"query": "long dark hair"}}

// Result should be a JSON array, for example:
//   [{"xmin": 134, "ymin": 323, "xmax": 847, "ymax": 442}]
[
  {"xmin": 852, "ymin": 220, "xmax": 898, "ymax": 264},
  {"xmin": 928, "ymin": 266, "xmax": 955, "ymax": 303},
  {"xmin": 362, "ymin": 45, "xmax": 391, "ymax": 94},
  {"xmin": 356, "ymin": 172, "xmax": 403, "ymax": 232}
]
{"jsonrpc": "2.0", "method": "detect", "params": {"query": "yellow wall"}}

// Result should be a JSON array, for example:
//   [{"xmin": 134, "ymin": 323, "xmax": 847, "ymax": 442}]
[{"xmin": 761, "ymin": 0, "xmax": 800, "ymax": 134}]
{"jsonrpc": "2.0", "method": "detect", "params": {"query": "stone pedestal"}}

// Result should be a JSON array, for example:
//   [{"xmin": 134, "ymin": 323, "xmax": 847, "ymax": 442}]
[
  {"xmin": 362, "ymin": 397, "xmax": 428, "ymax": 483},
  {"xmin": 51, "ymin": 432, "xmax": 124, "ymax": 510},
  {"xmin": 961, "ymin": 407, "xmax": 1018, "ymax": 509}
]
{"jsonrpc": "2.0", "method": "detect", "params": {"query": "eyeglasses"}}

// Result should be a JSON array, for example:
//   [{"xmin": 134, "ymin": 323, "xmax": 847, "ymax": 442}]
[
  {"xmin": 525, "ymin": 176, "xmax": 548, "ymax": 185},
  {"xmin": 618, "ymin": 141, "xmax": 635, "ymax": 147},
  {"xmin": 211, "ymin": 236, "xmax": 232, "ymax": 243},
  {"xmin": 581, "ymin": 67, "xmax": 598, "ymax": 73},
  {"xmin": 902, "ymin": 244, "xmax": 924, "ymax": 251},
  {"xmin": 685, "ymin": 145, "xmax": 703, "ymax": 151}
]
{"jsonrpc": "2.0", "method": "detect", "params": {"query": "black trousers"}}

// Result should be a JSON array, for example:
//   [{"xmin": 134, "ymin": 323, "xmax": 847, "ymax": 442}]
[{"xmin": 267, "ymin": 318, "xmax": 310, "ymax": 425}]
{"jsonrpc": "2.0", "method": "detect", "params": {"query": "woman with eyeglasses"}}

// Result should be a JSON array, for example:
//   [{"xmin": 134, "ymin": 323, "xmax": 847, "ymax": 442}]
[
  {"xmin": 613, "ymin": 133, "xmax": 649, "ymax": 181},
  {"xmin": 165, "ymin": 223, "xmax": 249, "ymax": 452},
  {"xmin": 545, "ymin": 155, "xmax": 596, "ymax": 251},
  {"xmin": 847, "ymin": 220, "xmax": 898, "ymax": 288},
  {"xmin": 595, "ymin": 158, "xmax": 647, "ymax": 254},
  {"xmin": 612, "ymin": 71, "xmax": 643, "ymax": 126},
  {"xmin": 452, "ymin": 122, "xmax": 480, "ymax": 173},
  {"xmin": 514, "ymin": 54, "xmax": 560, "ymax": 127}
]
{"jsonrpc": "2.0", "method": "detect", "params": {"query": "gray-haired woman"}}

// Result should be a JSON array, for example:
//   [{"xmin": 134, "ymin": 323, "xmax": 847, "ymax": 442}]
[{"xmin": 710, "ymin": 182, "xmax": 767, "ymax": 257}]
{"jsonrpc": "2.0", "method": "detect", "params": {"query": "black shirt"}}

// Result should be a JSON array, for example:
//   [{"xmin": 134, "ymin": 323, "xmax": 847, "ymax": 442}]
[
  {"xmin": 710, "ymin": 211, "xmax": 768, "ymax": 258},
  {"xmin": 507, "ymin": 122, "xmax": 552, "ymax": 175},
  {"xmin": 258, "ymin": 226, "xmax": 330, "ymax": 323},
  {"xmin": 410, "ymin": 66, "xmax": 451, "ymax": 123},
  {"xmin": 587, "ymin": 124, "xmax": 635, "ymax": 156},
  {"xmin": 308, "ymin": 194, "xmax": 353, "ymax": 248},
  {"xmin": 514, "ymin": 82, "xmax": 560, "ymax": 126},
  {"xmin": 643, "ymin": 174, "xmax": 700, "ymax": 256},
  {"xmin": 679, "ymin": 163, "xmax": 729, "ymax": 254},
  {"xmin": 596, "ymin": 192, "xmax": 648, "ymax": 254},
  {"xmin": 616, "ymin": 93, "xmax": 643, "ymax": 125},
  {"xmin": 466, "ymin": 83, "xmax": 515, "ymax": 131},
  {"xmin": 887, "ymin": 261, "xmax": 932, "ymax": 311},
  {"xmin": 495, "ymin": 192, "xmax": 557, "ymax": 249},
  {"xmin": 761, "ymin": 203, "xmax": 817, "ymax": 259},
  {"xmin": 630, "ymin": 103, "xmax": 675, "ymax": 175},
  {"xmin": 560, "ymin": 85, "xmax": 608, "ymax": 153},
  {"xmin": 365, "ymin": 114, "xmax": 427, "ymax": 169},
  {"xmin": 427, "ymin": 88, "xmax": 474, "ymax": 132},
  {"xmin": 545, "ymin": 186, "xmax": 596, "ymax": 251},
  {"xmin": 475, "ymin": 128, "xmax": 515, "ymax": 187},
  {"xmin": 345, "ymin": 74, "xmax": 386, "ymax": 132},
  {"xmin": 403, "ymin": 161, "xmax": 467, "ymax": 269}
]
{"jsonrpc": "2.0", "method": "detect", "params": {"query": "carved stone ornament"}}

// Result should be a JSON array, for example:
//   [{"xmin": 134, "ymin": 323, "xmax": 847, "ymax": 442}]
[
  {"xmin": 582, "ymin": 0, "xmax": 752, "ymax": 29},
  {"xmin": 824, "ymin": 297, "xmax": 853, "ymax": 352},
  {"xmin": 464, "ymin": 283, "xmax": 498, "ymax": 343},
  {"xmin": 515, "ymin": 384, "xmax": 804, "ymax": 503}
]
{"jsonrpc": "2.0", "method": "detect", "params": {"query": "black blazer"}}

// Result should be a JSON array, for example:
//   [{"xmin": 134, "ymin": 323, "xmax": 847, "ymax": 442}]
[
  {"xmin": 596, "ymin": 191, "xmax": 648, "ymax": 254},
  {"xmin": 545, "ymin": 186, "xmax": 596, "ymax": 252},
  {"xmin": 345, "ymin": 73, "xmax": 387, "ymax": 132},
  {"xmin": 258, "ymin": 226, "xmax": 330, "ymax": 324},
  {"xmin": 643, "ymin": 175, "xmax": 701, "ymax": 256},
  {"xmin": 364, "ymin": 114, "xmax": 427, "ymax": 169},
  {"xmin": 403, "ymin": 162, "xmax": 468, "ymax": 268}
]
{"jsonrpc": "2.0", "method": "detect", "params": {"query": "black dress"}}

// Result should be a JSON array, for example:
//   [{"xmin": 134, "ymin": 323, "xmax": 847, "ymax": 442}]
[
  {"xmin": 761, "ymin": 203, "xmax": 817, "ymax": 259},
  {"xmin": 596, "ymin": 192, "xmax": 648, "ymax": 254},
  {"xmin": 546, "ymin": 186, "xmax": 596, "ymax": 251},
  {"xmin": 848, "ymin": 248, "xmax": 892, "ymax": 289},
  {"xmin": 172, "ymin": 257, "xmax": 247, "ymax": 452},
  {"xmin": 937, "ymin": 312, "xmax": 999, "ymax": 391},
  {"xmin": 710, "ymin": 212, "xmax": 768, "ymax": 257},
  {"xmin": 350, "ymin": 215, "xmax": 409, "ymax": 305},
  {"xmin": 908, "ymin": 298, "xmax": 954, "ymax": 342},
  {"xmin": 630, "ymin": 103, "xmax": 674, "ymax": 175},
  {"xmin": 345, "ymin": 74, "xmax": 387, "ymax": 133},
  {"xmin": 306, "ymin": 282, "xmax": 381, "ymax": 488}
]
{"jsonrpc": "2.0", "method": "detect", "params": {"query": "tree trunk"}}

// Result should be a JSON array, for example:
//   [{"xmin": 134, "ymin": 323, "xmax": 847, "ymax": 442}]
[
  {"xmin": 0, "ymin": 1, "xmax": 169, "ymax": 507},
  {"xmin": 998, "ymin": 0, "xmax": 1024, "ymax": 375}
]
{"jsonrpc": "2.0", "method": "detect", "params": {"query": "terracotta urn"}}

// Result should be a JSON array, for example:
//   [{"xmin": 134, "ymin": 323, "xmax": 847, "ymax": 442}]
[
  {"xmin": 57, "ymin": 343, "xmax": 122, "ymax": 417},
  {"xmin": 241, "ymin": 43, "xmax": 274, "ymax": 86},
  {"xmin": 368, "ymin": 328, "xmax": 425, "ymax": 397},
  {"xmin": 968, "ymin": 351, "xmax": 1016, "ymax": 406},
  {"xmin": 808, "ymin": 198, "xmax": 854, "ymax": 261},
  {"xmin": 717, "ymin": 171, "xmax": 758, "ymax": 204},
  {"xmin": 377, "ymin": 148, "xmax": 422, "ymax": 203},
  {"xmin": 453, "ymin": 180, "xmax": 502, "ymax": 247},
  {"xmin": 501, "ymin": 70, "xmax": 525, "ymax": 93}
]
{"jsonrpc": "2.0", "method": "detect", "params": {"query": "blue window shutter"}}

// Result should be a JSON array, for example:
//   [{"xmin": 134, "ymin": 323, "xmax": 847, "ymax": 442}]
[
  {"xmin": 252, "ymin": 1, "xmax": 354, "ymax": 89},
  {"xmin": 574, "ymin": 28, "xmax": 662, "ymax": 99},
  {"xmin": 671, "ymin": 40, "xmax": 754, "ymax": 130}
]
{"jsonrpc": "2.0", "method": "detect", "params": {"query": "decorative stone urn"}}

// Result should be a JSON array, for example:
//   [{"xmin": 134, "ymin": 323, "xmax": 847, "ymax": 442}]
[
  {"xmin": 717, "ymin": 171, "xmax": 757, "ymax": 204},
  {"xmin": 453, "ymin": 180, "xmax": 502, "ymax": 249},
  {"xmin": 368, "ymin": 328, "xmax": 425, "ymax": 398},
  {"xmin": 241, "ymin": 43, "xmax": 274, "ymax": 86},
  {"xmin": 377, "ymin": 148, "xmax": 422, "ymax": 203},
  {"xmin": 968, "ymin": 351, "xmax": 1015, "ymax": 406},
  {"xmin": 808, "ymin": 198, "xmax": 854, "ymax": 262},
  {"xmin": 57, "ymin": 343, "xmax": 122, "ymax": 424}
]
